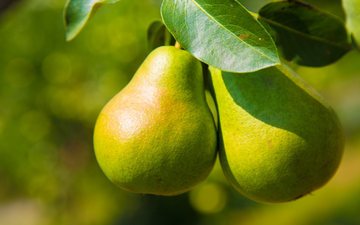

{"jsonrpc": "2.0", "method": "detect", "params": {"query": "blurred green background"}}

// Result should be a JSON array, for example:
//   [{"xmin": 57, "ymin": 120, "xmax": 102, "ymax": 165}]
[{"xmin": 0, "ymin": 0, "xmax": 360, "ymax": 225}]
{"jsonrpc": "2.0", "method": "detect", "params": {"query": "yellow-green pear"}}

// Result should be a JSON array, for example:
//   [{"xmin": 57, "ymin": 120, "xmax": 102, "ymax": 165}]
[
  {"xmin": 210, "ymin": 65, "xmax": 344, "ymax": 203},
  {"xmin": 94, "ymin": 46, "xmax": 217, "ymax": 196}
]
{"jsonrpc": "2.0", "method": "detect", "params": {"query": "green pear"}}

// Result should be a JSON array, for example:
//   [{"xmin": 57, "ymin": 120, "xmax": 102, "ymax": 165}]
[
  {"xmin": 94, "ymin": 46, "xmax": 217, "ymax": 196},
  {"xmin": 210, "ymin": 65, "xmax": 344, "ymax": 203}
]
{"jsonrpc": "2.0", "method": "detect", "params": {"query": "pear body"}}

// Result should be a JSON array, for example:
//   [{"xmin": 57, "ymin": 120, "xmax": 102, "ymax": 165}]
[
  {"xmin": 210, "ymin": 66, "xmax": 344, "ymax": 203},
  {"xmin": 94, "ymin": 46, "xmax": 217, "ymax": 196}
]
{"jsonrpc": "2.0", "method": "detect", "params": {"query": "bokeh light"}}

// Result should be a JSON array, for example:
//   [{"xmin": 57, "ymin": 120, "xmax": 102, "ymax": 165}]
[{"xmin": 190, "ymin": 182, "xmax": 227, "ymax": 214}]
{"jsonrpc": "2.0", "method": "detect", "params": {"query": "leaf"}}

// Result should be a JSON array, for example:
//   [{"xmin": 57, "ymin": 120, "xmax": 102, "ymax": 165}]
[
  {"xmin": 351, "ymin": 35, "xmax": 359, "ymax": 50},
  {"xmin": 259, "ymin": 0, "xmax": 352, "ymax": 67},
  {"xmin": 343, "ymin": 0, "xmax": 360, "ymax": 47},
  {"xmin": 64, "ymin": 0, "xmax": 119, "ymax": 41},
  {"xmin": 147, "ymin": 21, "xmax": 175, "ymax": 53},
  {"xmin": 161, "ymin": 0, "xmax": 280, "ymax": 73}
]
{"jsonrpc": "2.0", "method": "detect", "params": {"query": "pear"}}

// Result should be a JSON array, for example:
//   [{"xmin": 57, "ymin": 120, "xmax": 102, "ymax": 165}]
[
  {"xmin": 94, "ymin": 46, "xmax": 217, "ymax": 196},
  {"xmin": 210, "ymin": 65, "xmax": 344, "ymax": 203}
]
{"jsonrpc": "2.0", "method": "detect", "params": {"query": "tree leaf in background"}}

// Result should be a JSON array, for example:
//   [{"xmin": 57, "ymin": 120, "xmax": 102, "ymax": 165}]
[
  {"xmin": 147, "ymin": 21, "xmax": 176, "ymax": 53},
  {"xmin": 259, "ymin": 0, "xmax": 352, "ymax": 67},
  {"xmin": 161, "ymin": 0, "xmax": 279, "ymax": 73},
  {"xmin": 64, "ymin": 0, "xmax": 120, "ymax": 41},
  {"xmin": 0, "ymin": 0, "xmax": 21, "ymax": 15},
  {"xmin": 343, "ymin": 0, "xmax": 360, "ymax": 48}
]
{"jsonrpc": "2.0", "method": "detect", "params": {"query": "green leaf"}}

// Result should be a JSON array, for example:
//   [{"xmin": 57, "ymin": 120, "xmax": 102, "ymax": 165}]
[
  {"xmin": 343, "ymin": 0, "xmax": 360, "ymax": 46},
  {"xmin": 259, "ymin": 0, "xmax": 351, "ymax": 67},
  {"xmin": 147, "ymin": 21, "xmax": 175, "ymax": 53},
  {"xmin": 161, "ymin": 0, "xmax": 280, "ymax": 73},
  {"xmin": 64, "ymin": 0, "xmax": 119, "ymax": 41}
]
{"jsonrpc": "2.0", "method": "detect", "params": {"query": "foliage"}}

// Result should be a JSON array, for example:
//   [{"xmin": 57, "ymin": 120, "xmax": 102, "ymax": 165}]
[
  {"xmin": 161, "ymin": 0, "xmax": 279, "ymax": 72},
  {"xmin": 258, "ymin": 1, "xmax": 351, "ymax": 66},
  {"xmin": 64, "ymin": 0, "xmax": 120, "ymax": 41},
  {"xmin": 64, "ymin": 0, "xmax": 358, "ymax": 71}
]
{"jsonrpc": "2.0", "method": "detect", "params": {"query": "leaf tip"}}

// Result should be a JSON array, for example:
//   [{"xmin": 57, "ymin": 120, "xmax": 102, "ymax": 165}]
[
  {"xmin": 65, "ymin": 30, "xmax": 77, "ymax": 42},
  {"xmin": 63, "ymin": 0, "xmax": 106, "ymax": 42}
]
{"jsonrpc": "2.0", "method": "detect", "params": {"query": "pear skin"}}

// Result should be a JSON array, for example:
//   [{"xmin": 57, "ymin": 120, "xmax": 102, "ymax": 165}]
[
  {"xmin": 94, "ymin": 46, "xmax": 217, "ymax": 196},
  {"xmin": 210, "ymin": 65, "xmax": 344, "ymax": 203}
]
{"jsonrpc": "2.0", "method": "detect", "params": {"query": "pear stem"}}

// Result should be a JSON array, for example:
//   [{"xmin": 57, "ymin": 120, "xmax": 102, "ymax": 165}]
[
  {"xmin": 249, "ymin": 11, "xmax": 259, "ymax": 18},
  {"xmin": 175, "ymin": 41, "xmax": 181, "ymax": 49}
]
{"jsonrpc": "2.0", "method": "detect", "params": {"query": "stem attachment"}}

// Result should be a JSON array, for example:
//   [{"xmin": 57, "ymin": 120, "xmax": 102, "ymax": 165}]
[{"xmin": 175, "ymin": 41, "xmax": 181, "ymax": 49}]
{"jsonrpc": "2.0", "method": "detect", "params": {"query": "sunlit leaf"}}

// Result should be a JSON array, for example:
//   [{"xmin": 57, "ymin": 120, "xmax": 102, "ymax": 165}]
[
  {"xmin": 259, "ymin": 0, "xmax": 351, "ymax": 67},
  {"xmin": 343, "ymin": 0, "xmax": 360, "ymax": 47},
  {"xmin": 161, "ymin": 0, "xmax": 279, "ymax": 73},
  {"xmin": 64, "ymin": 0, "xmax": 120, "ymax": 41}
]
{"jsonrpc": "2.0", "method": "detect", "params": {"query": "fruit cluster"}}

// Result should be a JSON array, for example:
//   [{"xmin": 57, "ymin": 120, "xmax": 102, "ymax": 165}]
[{"xmin": 94, "ymin": 46, "xmax": 344, "ymax": 203}]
